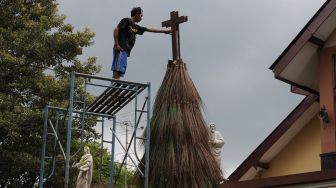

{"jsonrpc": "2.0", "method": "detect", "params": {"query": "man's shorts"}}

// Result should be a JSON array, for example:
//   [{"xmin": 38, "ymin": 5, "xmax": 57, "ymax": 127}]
[{"xmin": 111, "ymin": 50, "xmax": 128, "ymax": 77}]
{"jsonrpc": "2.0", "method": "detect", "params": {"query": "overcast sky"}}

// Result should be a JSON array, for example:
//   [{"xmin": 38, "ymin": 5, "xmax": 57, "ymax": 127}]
[{"xmin": 57, "ymin": 0, "xmax": 326, "ymax": 176}]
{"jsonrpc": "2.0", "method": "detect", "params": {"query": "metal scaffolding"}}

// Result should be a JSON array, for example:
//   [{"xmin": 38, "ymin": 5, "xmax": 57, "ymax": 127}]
[{"xmin": 38, "ymin": 72, "xmax": 151, "ymax": 188}]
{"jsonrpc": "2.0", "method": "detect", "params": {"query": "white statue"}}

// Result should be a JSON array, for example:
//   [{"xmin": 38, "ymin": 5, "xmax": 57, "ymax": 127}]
[
  {"xmin": 72, "ymin": 146, "xmax": 93, "ymax": 188},
  {"xmin": 209, "ymin": 123, "xmax": 225, "ymax": 166}
]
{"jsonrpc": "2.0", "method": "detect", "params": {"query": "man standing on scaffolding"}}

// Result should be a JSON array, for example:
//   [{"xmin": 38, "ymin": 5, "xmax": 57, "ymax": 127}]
[{"xmin": 112, "ymin": 7, "xmax": 171, "ymax": 80}]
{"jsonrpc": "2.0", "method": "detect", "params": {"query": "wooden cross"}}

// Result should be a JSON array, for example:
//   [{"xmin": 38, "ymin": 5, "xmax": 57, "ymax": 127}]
[{"xmin": 162, "ymin": 11, "xmax": 188, "ymax": 61}]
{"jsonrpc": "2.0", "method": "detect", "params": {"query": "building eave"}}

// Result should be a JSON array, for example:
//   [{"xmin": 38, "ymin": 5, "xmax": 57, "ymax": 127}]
[
  {"xmin": 222, "ymin": 170, "xmax": 336, "ymax": 188},
  {"xmin": 228, "ymin": 94, "xmax": 318, "ymax": 181}
]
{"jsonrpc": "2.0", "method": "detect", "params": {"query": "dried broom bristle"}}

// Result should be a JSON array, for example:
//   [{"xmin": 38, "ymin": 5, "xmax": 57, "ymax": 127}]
[{"xmin": 137, "ymin": 60, "xmax": 223, "ymax": 188}]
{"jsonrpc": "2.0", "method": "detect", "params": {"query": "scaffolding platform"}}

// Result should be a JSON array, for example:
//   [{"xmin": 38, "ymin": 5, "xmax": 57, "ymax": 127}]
[
  {"xmin": 87, "ymin": 82, "xmax": 146, "ymax": 115},
  {"xmin": 39, "ymin": 72, "xmax": 151, "ymax": 188}
]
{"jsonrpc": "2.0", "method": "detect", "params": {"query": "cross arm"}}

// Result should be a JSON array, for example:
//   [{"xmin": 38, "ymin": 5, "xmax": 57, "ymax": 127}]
[{"xmin": 162, "ymin": 16, "xmax": 188, "ymax": 27}]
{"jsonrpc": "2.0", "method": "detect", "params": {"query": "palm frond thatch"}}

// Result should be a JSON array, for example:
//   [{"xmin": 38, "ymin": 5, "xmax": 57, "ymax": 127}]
[{"xmin": 138, "ymin": 60, "xmax": 223, "ymax": 188}]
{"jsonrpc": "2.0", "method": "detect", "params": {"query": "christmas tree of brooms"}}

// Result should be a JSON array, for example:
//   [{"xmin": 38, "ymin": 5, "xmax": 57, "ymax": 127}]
[{"xmin": 138, "ymin": 11, "xmax": 223, "ymax": 188}]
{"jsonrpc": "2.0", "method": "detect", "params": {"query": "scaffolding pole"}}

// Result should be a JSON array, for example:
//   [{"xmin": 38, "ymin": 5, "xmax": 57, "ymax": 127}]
[
  {"xmin": 145, "ymin": 82, "xmax": 151, "ymax": 188},
  {"xmin": 110, "ymin": 116, "xmax": 116, "ymax": 187},
  {"xmin": 38, "ymin": 106, "xmax": 48, "ymax": 188},
  {"xmin": 64, "ymin": 71, "xmax": 75, "ymax": 188}
]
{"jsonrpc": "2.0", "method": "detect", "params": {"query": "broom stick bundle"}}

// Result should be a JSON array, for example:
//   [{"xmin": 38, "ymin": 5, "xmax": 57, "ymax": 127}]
[{"xmin": 138, "ymin": 59, "xmax": 223, "ymax": 188}]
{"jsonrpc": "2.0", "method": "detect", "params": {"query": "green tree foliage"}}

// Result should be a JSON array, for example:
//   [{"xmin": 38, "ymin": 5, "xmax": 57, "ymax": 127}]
[
  {"xmin": 0, "ymin": 0, "xmax": 138, "ymax": 187},
  {"xmin": 0, "ymin": 0, "xmax": 104, "ymax": 187},
  {"xmin": 113, "ymin": 163, "xmax": 137, "ymax": 188}
]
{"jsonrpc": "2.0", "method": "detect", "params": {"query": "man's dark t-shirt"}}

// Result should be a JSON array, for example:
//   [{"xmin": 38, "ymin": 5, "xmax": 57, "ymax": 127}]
[{"xmin": 117, "ymin": 18, "xmax": 147, "ymax": 56}]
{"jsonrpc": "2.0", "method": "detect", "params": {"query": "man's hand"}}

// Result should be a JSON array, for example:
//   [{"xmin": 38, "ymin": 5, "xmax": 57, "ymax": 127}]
[
  {"xmin": 164, "ymin": 29, "xmax": 172, "ymax": 34},
  {"xmin": 114, "ymin": 44, "xmax": 122, "ymax": 51}
]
